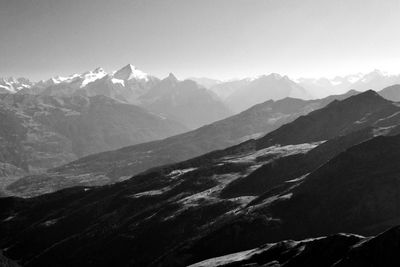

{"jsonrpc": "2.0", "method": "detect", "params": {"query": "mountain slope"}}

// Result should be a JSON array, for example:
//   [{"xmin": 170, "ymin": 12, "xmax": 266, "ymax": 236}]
[
  {"xmin": 0, "ymin": 94, "xmax": 187, "ymax": 195},
  {"xmin": 256, "ymin": 90, "xmax": 398, "ymax": 148},
  {"xmin": 161, "ymin": 131, "xmax": 400, "ymax": 266},
  {"xmin": 2, "ymin": 130, "xmax": 399, "ymax": 266},
  {"xmin": 139, "ymin": 74, "xmax": 232, "ymax": 129},
  {"xmin": 7, "ymin": 91, "xmax": 357, "ymax": 197},
  {"xmin": 2, "ymin": 91, "xmax": 400, "ymax": 266}
]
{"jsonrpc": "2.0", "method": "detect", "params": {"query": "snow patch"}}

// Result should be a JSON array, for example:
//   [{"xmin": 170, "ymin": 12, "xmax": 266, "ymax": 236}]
[
  {"xmin": 373, "ymin": 126, "xmax": 396, "ymax": 137},
  {"xmin": 41, "ymin": 219, "xmax": 58, "ymax": 227},
  {"xmin": 3, "ymin": 216, "xmax": 15, "ymax": 222},
  {"xmin": 221, "ymin": 142, "xmax": 323, "ymax": 164},
  {"xmin": 111, "ymin": 78, "xmax": 125, "ymax": 86},
  {"xmin": 188, "ymin": 247, "xmax": 265, "ymax": 267},
  {"xmin": 131, "ymin": 185, "xmax": 173, "ymax": 198},
  {"xmin": 168, "ymin": 168, "xmax": 197, "ymax": 180},
  {"xmin": 286, "ymin": 174, "xmax": 308, "ymax": 183}
]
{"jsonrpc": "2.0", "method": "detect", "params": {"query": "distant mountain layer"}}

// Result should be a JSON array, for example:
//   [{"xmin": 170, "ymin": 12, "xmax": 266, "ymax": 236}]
[
  {"xmin": 4, "ymin": 91, "xmax": 400, "ymax": 267},
  {"xmin": 5, "ymin": 67, "xmax": 400, "ymax": 125},
  {"xmin": 379, "ymin": 84, "xmax": 400, "ymax": 101},
  {"xmin": 3, "ymin": 64, "xmax": 232, "ymax": 129},
  {"xmin": 222, "ymin": 74, "xmax": 313, "ymax": 113},
  {"xmin": 298, "ymin": 69, "xmax": 400, "ymax": 98},
  {"xmin": 6, "ymin": 90, "xmax": 357, "ymax": 197},
  {"xmin": 204, "ymin": 70, "xmax": 400, "ymax": 112},
  {"xmin": 139, "ymin": 74, "xmax": 231, "ymax": 129}
]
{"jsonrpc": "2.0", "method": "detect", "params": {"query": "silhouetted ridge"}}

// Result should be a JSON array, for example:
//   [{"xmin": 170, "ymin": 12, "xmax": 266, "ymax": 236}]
[
  {"xmin": 335, "ymin": 225, "xmax": 400, "ymax": 266},
  {"xmin": 189, "ymin": 225, "xmax": 400, "ymax": 267}
]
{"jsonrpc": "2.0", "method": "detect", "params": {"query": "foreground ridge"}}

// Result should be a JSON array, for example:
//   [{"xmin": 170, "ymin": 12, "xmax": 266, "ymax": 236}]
[{"xmin": 190, "ymin": 225, "xmax": 400, "ymax": 267}]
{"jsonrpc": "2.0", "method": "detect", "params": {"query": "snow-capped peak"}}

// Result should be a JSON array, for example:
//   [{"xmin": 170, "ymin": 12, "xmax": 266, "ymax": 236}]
[
  {"xmin": 79, "ymin": 67, "xmax": 107, "ymax": 87},
  {"xmin": 41, "ymin": 68, "xmax": 107, "ymax": 88},
  {"xmin": 0, "ymin": 77, "xmax": 33, "ymax": 93},
  {"xmin": 113, "ymin": 64, "xmax": 148, "ymax": 81}
]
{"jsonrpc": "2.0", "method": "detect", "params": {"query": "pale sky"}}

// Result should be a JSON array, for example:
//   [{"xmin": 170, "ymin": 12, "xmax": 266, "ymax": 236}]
[{"xmin": 1, "ymin": 0, "xmax": 400, "ymax": 81}]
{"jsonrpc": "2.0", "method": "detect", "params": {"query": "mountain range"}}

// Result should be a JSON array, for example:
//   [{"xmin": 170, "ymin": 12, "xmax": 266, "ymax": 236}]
[
  {"xmin": 2, "ymin": 65, "xmax": 400, "ymax": 197},
  {"xmin": 4, "ymin": 90, "xmax": 357, "ymax": 197},
  {"xmin": 4, "ymin": 64, "xmax": 231, "ymax": 130},
  {"xmin": 193, "ymin": 69, "xmax": 400, "ymax": 111},
  {"xmin": 3, "ymin": 65, "xmax": 400, "ymax": 266},
  {"xmin": 297, "ymin": 69, "xmax": 400, "ymax": 98},
  {"xmin": 224, "ymin": 74, "xmax": 313, "ymax": 113},
  {"xmin": 138, "ymin": 73, "xmax": 231, "ymax": 129},
  {"xmin": 4, "ymin": 67, "xmax": 400, "ymax": 117},
  {"xmin": 3, "ymin": 90, "xmax": 400, "ymax": 266}
]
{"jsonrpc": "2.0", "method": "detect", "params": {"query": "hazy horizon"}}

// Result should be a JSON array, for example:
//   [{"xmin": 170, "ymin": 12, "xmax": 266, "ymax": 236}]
[{"xmin": 1, "ymin": 0, "xmax": 400, "ymax": 81}]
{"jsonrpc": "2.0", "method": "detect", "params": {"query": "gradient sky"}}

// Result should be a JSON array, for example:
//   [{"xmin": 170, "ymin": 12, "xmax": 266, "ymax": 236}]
[{"xmin": 1, "ymin": 0, "xmax": 400, "ymax": 81}]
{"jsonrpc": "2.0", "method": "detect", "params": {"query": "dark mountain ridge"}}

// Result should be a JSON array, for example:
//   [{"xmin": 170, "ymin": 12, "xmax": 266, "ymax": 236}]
[{"xmin": 189, "ymin": 225, "xmax": 400, "ymax": 267}]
